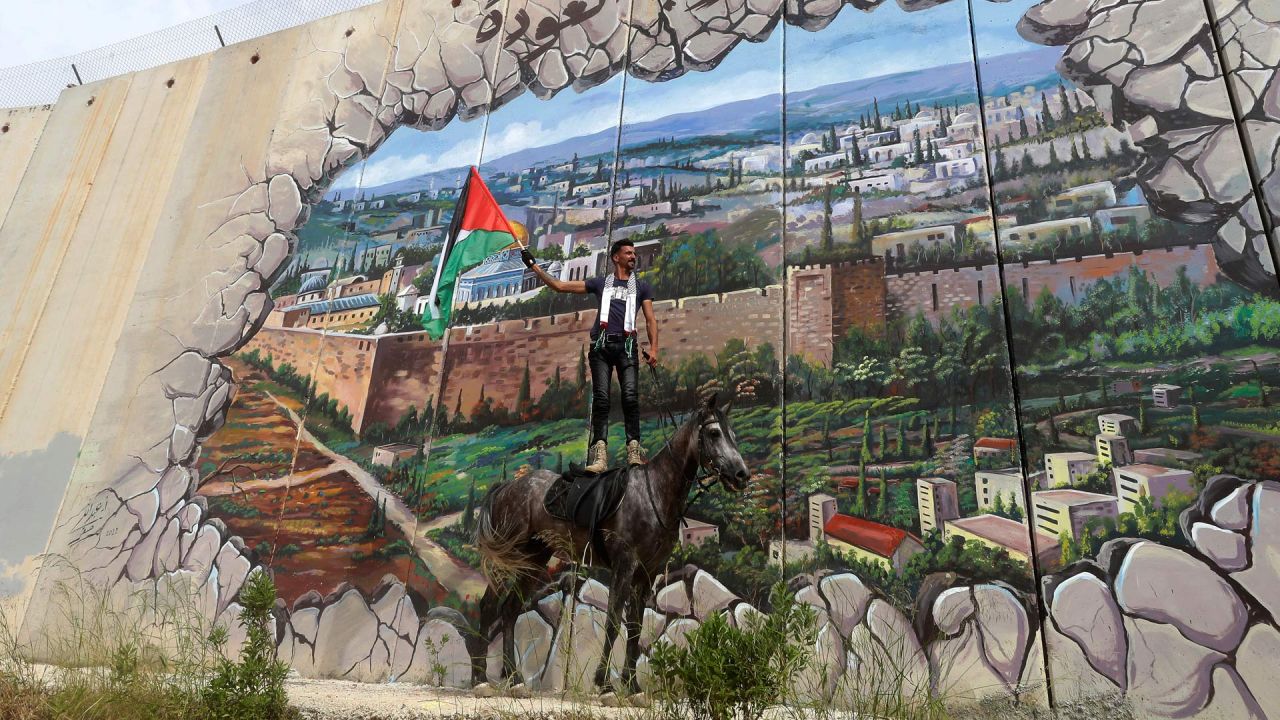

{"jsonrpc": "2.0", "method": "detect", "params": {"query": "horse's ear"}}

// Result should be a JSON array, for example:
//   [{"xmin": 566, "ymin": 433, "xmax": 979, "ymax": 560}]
[
  {"xmin": 704, "ymin": 393, "xmax": 718, "ymax": 412},
  {"xmin": 722, "ymin": 394, "xmax": 734, "ymax": 415}
]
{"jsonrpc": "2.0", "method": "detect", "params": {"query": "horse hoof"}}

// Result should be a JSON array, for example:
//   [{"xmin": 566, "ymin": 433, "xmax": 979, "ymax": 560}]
[
  {"xmin": 473, "ymin": 682, "xmax": 497, "ymax": 698},
  {"xmin": 600, "ymin": 691, "xmax": 622, "ymax": 707},
  {"xmin": 628, "ymin": 692, "xmax": 651, "ymax": 708},
  {"xmin": 509, "ymin": 683, "xmax": 531, "ymax": 698}
]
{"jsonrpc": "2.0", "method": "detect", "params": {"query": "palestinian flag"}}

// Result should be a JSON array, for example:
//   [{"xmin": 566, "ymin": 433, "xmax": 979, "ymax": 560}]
[{"xmin": 422, "ymin": 167, "xmax": 521, "ymax": 339}]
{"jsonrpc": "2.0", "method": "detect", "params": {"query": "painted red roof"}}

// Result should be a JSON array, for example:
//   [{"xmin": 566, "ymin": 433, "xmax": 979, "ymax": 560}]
[
  {"xmin": 974, "ymin": 437, "xmax": 1018, "ymax": 450},
  {"xmin": 823, "ymin": 514, "xmax": 909, "ymax": 558}
]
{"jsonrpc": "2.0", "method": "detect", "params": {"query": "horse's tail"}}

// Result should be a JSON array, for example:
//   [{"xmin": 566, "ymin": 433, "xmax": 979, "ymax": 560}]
[{"xmin": 473, "ymin": 480, "xmax": 540, "ymax": 589}]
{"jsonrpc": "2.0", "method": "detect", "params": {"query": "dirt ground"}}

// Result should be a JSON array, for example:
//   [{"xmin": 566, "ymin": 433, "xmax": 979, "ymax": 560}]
[{"xmin": 286, "ymin": 677, "xmax": 638, "ymax": 720}]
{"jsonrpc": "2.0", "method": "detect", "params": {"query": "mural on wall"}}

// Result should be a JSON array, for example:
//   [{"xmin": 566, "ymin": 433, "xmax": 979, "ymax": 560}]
[{"xmin": 2, "ymin": 0, "xmax": 1279, "ymax": 714}]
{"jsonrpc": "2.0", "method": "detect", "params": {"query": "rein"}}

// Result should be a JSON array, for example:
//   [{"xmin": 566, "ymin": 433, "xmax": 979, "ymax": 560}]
[{"xmin": 640, "ymin": 358, "xmax": 721, "ymax": 533}]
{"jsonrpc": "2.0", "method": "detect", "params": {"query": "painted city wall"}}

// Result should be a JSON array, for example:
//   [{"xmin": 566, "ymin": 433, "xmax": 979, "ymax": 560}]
[{"xmin": 0, "ymin": 0, "xmax": 1278, "ymax": 716}]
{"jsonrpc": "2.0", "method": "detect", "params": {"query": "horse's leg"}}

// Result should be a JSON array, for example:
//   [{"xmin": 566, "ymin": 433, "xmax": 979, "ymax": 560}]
[
  {"xmin": 595, "ymin": 558, "xmax": 635, "ymax": 692},
  {"xmin": 503, "ymin": 546, "xmax": 550, "ymax": 686},
  {"xmin": 469, "ymin": 587, "xmax": 500, "ymax": 686},
  {"xmin": 499, "ymin": 583, "xmax": 525, "ymax": 683},
  {"xmin": 622, "ymin": 570, "xmax": 649, "ymax": 694}
]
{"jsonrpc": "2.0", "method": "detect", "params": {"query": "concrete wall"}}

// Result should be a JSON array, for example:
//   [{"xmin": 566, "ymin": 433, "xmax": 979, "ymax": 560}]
[{"xmin": 0, "ymin": 0, "xmax": 1276, "ymax": 715}]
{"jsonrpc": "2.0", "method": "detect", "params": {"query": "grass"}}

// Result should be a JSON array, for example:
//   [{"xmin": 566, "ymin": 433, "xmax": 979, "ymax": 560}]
[{"xmin": 0, "ymin": 559, "xmax": 296, "ymax": 720}]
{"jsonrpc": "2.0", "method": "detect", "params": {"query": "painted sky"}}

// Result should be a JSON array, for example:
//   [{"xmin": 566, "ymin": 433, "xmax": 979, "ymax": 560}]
[{"xmin": 334, "ymin": 0, "xmax": 1044, "ymax": 191}]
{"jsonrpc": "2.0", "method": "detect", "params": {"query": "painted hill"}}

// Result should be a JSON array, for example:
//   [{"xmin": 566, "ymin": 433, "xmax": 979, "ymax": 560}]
[{"xmin": 360, "ymin": 46, "xmax": 1063, "ymax": 193}]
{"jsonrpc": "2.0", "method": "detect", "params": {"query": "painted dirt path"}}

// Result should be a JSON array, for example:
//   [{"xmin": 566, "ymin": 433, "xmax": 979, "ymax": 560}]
[{"xmin": 267, "ymin": 391, "xmax": 488, "ymax": 600}]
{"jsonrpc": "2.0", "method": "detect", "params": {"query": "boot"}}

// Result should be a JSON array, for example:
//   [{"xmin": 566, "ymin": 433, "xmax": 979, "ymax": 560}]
[
  {"xmin": 584, "ymin": 440, "xmax": 608, "ymax": 473},
  {"xmin": 626, "ymin": 440, "xmax": 647, "ymax": 466}
]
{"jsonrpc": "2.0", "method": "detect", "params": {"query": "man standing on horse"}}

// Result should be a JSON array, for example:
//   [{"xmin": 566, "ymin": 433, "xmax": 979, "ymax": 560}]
[{"xmin": 521, "ymin": 239, "xmax": 660, "ymax": 472}]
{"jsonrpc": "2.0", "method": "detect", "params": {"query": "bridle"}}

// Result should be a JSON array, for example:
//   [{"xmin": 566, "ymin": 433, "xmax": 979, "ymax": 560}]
[{"xmin": 641, "ymin": 357, "xmax": 737, "ymax": 533}]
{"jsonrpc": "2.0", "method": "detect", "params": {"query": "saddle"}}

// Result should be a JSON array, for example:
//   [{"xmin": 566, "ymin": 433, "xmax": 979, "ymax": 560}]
[{"xmin": 543, "ymin": 464, "xmax": 628, "ymax": 539}]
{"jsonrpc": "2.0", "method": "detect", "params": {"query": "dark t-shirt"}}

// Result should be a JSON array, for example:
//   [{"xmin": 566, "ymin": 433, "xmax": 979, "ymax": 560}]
[{"xmin": 585, "ymin": 275, "xmax": 653, "ymax": 338}]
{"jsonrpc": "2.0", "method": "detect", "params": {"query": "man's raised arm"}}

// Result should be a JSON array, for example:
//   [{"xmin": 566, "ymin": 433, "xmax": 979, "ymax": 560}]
[{"xmin": 522, "ymin": 249, "xmax": 587, "ymax": 293}]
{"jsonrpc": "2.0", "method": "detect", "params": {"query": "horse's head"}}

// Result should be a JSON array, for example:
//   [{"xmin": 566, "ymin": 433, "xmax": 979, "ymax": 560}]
[{"xmin": 695, "ymin": 393, "xmax": 750, "ymax": 492}]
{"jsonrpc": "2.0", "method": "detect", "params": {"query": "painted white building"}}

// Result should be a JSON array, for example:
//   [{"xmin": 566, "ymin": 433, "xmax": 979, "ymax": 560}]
[
  {"xmin": 1045, "ymin": 452, "xmax": 1099, "ymax": 488},
  {"xmin": 871, "ymin": 224, "xmax": 956, "ymax": 259},
  {"xmin": 1031, "ymin": 489, "xmax": 1118, "ymax": 540},
  {"xmin": 934, "ymin": 157, "xmax": 978, "ymax": 179},
  {"xmin": 1095, "ymin": 205, "xmax": 1151, "ymax": 234},
  {"xmin": 845, "ymin": 173, "xmax": 905, "ymax": 193},
  {"xmin": 1113, "ymin": 464, "xmax": 1194, "ymax": 514},
  {"xmin": 1098, "ymin": 413, "xmax": 1138, "ymax": 436},
  {"xmin": 1095, "ymin": 433, "xmax": 1132, "ymax": 467},
  {"xmin": 1002, "ymin": 217, "xmax": 1092, "ymax": 246},
  {"xmin": 805, "ymin": 152, "xmax": 847, "ymax": 172},
  {"xmin": 1052, "ymin": 181, "xmax": 1117, "ymax": 212},
  {"xmin": 1153, "ymin": 384, "xmax": 1183, "ymax": 409}
]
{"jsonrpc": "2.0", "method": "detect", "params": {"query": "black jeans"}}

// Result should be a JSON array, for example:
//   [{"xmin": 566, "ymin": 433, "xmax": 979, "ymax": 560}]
[{"xmin": 589, "ymin": 336, "xmax": 640, "ymax": 445}]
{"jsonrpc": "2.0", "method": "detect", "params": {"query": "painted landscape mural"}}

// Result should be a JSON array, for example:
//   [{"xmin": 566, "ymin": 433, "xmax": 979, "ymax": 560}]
[{"xmin": 1, "ymin": 0, "xmax": 1279, "ymax": 715}]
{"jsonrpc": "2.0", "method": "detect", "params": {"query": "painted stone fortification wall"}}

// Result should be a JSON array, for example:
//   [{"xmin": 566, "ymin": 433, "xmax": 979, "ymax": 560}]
[
  {"xmin": 246, "ymin": 285, "xmax": 784, "ymax": 433},
  {"xmin": 0, "ymin": 0, "xmax": 1277, "ymax": 716},
  {"xmin": 246, "ymin": 241, "xmax": 1219, "ymax": 429}
]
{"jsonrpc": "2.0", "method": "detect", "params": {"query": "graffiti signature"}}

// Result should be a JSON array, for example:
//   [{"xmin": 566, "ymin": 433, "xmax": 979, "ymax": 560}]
[{"xmin": 476, "ymin": 0, "xmax": 609, "ymax": 64}]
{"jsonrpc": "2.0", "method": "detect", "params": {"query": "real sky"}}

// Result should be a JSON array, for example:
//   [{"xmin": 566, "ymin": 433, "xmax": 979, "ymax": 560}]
[{"xmin": 0, "ymin": 0, "xmax": 257, "ymax": 69}]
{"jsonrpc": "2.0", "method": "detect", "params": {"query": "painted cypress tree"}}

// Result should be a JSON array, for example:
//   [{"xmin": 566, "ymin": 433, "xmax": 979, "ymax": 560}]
[
  {"xmin": 873, "ymin": 98, "xmax": 883, "ymax": 131},
  {"xmin": 821, "ymin": 185, "xmax": 834, "ymax": 252},
  {"xmin": 877, "ymin": 423, "xmax": 889, "ymax": 461},
  {"xmin": 851, "ymin": 190, "xmax": 864, "ymax": 253},
  {"xmin": 1048, "ymin": 412, "xmax": 1060, "ymax": 444},
  {"xmin": 875, "ymin": 469, "xmax": 888, "ymax": 518},
  {"xmin": 1048, "ymin": 141, "xmax": 1061, "ymax": 168},
  {"xmin": 1040, "ymin": 92, "xmax": 1056, "ymax": 131},
  {"xmin": 462, "ymin": 473, "xmax": 477, "ymax": 531},
  {"xmin": 1060, "ymin": 529, "xmax": 1075, "ymax": 566},
  {"xmin": 856, "ymin": 411, "xmax": 872, "ymax": 513},
  {"xmin": 517, "ymin": 361, "xmax": 532, "ymax": 417},
  {"xmin": 1253, "ymin": 359, "xmax": 1269, "ymax": 407},
  {"xmin": 452, "ymin": 388, "xmax": 465, "ymax": 429},
  {"xmin": 920, "ymin": 421, "xmax": 935, "ymax": 458},
  {"xmin": 897, "ymin": 419, "xmax": 907, "ymax": 460},
  {"xmin": 1138, "ymin": 399, "xmax": 1148, "ymax": 434}
]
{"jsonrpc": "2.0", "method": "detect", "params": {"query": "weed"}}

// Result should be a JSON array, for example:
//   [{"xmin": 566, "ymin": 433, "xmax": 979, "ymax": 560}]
[
  {"xmin": 0, "ymin": 557, "xmax": 297, "ymax": 720},
  {"xmin": 649, "ymin": 583, "xmax": 817, "ymax": 720},
  {"xmin": 201, "ymin": 570, "xmax": 294, "ymax": 719}
]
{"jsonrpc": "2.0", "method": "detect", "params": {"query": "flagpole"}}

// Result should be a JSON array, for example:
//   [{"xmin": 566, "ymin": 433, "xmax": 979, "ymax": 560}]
[
  {"xmin": 424, "ymin": 238, "xmax": 449, "ymax": 321},
  {"xmin": 425, "ymin": 168, "xmax": 473, "ymax": 321}
]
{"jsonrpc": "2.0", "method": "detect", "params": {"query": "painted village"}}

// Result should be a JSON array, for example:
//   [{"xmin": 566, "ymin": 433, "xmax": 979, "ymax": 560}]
[{"xmin": 191, "ymin": 31, "xmax": 1280, "ymax": 619}]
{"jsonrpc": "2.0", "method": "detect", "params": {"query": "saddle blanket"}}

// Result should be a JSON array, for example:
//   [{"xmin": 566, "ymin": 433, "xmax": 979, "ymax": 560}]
[{"xmin": 543, "ymin": 465, "xmax": 628, "ymax": 532}]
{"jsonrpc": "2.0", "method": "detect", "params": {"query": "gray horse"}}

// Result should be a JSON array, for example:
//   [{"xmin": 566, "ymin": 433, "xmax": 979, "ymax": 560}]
[{"xmin": 467, "ymin": 393, "xmax": 750, "ymax": 694}]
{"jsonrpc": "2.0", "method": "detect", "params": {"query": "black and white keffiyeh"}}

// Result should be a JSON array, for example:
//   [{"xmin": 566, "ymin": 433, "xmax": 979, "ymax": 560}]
[{"xmin": 599, "ymin": 273, "xmax": 638, "ymax": 334}]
